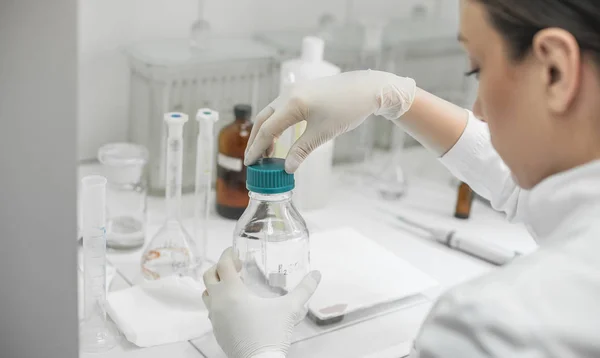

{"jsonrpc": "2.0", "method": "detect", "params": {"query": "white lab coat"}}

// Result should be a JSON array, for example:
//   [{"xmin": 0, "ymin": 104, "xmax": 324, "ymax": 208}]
[{"xmin": 411, "ymin": 112, "xmax": 600, "ymax": 357}]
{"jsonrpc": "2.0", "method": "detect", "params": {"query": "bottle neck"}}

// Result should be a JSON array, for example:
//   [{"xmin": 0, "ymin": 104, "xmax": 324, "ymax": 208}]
[
  {"xmin": 249, "ymin": 191, "xmax": 293, "ymax": 202},
  {"xmin": 235, "ymin": 116, "xmax": 251, "ymax": 123}
]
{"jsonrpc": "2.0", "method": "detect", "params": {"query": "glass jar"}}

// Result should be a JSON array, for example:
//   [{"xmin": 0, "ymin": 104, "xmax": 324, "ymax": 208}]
[
  {"xmin": 216, "ymin": 104, "xmax": 253, "ymax": 220},
  {"xmin": 98, "ymin": 143, "xmax": 148, "ymax": 249},
  {"xmin": 233, "ymin": 158, "xmax": 310, "ymax": 297}
]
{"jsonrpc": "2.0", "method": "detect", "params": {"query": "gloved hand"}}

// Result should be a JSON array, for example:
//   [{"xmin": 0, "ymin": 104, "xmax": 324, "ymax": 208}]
[
  {"xmin": 202, "ymin": 248, "xmax": 322, "ymax": 358},
  {"xmin": 244, "ymin": 70, "xmax": 416, "ymax": 173}
]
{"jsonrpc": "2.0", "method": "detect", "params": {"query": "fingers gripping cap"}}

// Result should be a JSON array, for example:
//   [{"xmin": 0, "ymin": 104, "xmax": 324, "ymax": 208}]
[{"xmin": 246, "ymin": 158, "xmax": 295, "ymax": 194}]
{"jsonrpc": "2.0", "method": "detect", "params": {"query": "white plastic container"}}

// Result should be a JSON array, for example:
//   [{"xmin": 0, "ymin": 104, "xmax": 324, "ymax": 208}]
[
  {"xmin": 275, "ymin": 36, "xmax": 341, "ymax": 211},
  {"xmin": 256, "ymin": 26, "xmax": 376, "ymax": 164}
]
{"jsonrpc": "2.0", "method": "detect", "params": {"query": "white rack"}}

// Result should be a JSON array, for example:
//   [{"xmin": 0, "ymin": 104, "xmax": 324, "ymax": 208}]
[{"xmin": 126, "ymin": 37, "xmax": 279, "ymax": 195}]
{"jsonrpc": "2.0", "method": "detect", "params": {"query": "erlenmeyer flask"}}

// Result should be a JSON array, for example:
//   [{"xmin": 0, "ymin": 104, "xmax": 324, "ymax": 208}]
[{"xmin": 141, "ymin": 112, "xmax": 199, "ymax": 280}]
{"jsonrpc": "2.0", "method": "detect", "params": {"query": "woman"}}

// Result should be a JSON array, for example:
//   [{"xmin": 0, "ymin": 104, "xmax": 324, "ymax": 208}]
[{"xmin": 202, "ymin": 0, "xmax": 600, "ymax": 357}]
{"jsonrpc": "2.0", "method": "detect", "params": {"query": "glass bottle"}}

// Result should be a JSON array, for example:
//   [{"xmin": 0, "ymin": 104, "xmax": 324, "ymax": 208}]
[
  {"xmin": 454, "ymin": 182, "xmax": 474, "ymax": 219},
  {"xmin": 233, "ymin": 158, "xmax": 310, "ymax": 298},
  {"xmin": 98, "ymin": 143, "xmax": 148, "ymax": 249},
  {"xmin": 216, "ymin": 104, "xmax": 253, "ymax": 220}
]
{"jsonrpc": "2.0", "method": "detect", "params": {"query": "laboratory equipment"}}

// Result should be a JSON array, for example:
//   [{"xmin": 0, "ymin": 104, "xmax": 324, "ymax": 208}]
[
  {"xmin": 194, "ymin": 108, "xmax": 219, "ymax": 267},
  {"xmin": 141, "ymin": 113, "xmax": 199, "ymax": 280},
  {"xmin": 276, "ymin": 36, "xmax": 340, "ymax": 211},
  {"xmin": 126, "ymin": 37, "xmax": 279, "ymax": 195},
  {"xmin": 233, "ymin": 158, "xmax": 310, "ymax": 297},
  {"xmin": 79, "ymin": 175, "xmax": 120, "ymax": 353},
  {"xmin": 454, "ymin": 182, "xmax": 475, "ymax": 219},
  {"xmin": 388, "ymin": 213, "xmax": 520, "ymax": 265},
  {"xmin": 216, "ymin": 104, "xmax": 253, "ymax": 219},
  {"xmin": 375, "ymin": 126, "xmax": 407, "ymax": 200},
  {"xmin": 189, "ymin": 0, "xmax": 211, "ymax": 50},
  {"xmin": 375, "ymin": 156, "xmax": 407, "ymax": 200},
  {"xmin": 97, "ymin": 143, "xmax": 148, "ymax": 249}
]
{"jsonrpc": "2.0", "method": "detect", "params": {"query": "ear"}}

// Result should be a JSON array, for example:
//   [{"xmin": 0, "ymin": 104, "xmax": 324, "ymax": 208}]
[{"xmin": 531, "ymin": 28, "xmax": 582, "ymax": 114}]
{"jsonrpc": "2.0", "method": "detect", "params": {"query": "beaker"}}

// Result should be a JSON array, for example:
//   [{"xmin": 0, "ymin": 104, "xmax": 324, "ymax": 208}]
[
  {"xmin": 233, "ymin": 158, "xmax": 310, "ymax": 297},
  {"xmin": 79, "ymin": 175, "xmax": 120, "ymax": 353},
  {"xmin": 141, "ymin": 113, "xmax": 199, "ymax": 280},
  {"xmin": 376, "ymin": 126, "xmax": 407, "ymax": 200},
  {"xmin": 98, "ymin": 143, "xmax": 148, "ymax": 249}
]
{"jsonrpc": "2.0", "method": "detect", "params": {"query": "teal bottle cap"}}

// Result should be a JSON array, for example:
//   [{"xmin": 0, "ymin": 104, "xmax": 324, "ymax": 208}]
[{"xmin": 246, "ymin": 158, "xmax": 294, "ymax": 194}]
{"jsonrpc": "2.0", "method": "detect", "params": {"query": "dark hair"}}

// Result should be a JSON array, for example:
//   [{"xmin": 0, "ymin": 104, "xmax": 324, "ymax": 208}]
[{"xmin": 476, "ymin": 0, "xmax": 600, "ymax": 63}]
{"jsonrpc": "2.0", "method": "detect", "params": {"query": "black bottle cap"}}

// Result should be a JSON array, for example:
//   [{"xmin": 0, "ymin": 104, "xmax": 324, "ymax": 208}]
[{"xmin": 234, "ymin": 104, "xmax": 252, "ymax": 119}]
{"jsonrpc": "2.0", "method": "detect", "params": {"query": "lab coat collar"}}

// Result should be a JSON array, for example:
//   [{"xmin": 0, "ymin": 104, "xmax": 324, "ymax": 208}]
[{"xmin": 527, "ymin": 159, "xmax": 600, "ymax": 242}]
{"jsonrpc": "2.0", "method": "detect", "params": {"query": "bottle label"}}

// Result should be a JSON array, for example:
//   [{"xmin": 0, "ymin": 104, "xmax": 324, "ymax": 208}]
[{"xmin": 218, "ymin": 153, "xmax": 243, "ymax": 172}]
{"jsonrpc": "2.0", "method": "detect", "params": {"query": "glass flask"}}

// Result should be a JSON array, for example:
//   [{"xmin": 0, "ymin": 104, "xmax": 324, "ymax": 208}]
[
  {"xmin": 98, "ymin": 143, "xmax": 148, "ymax": 249},
  {"xmin": 375, "ymin": 127, "xmax": 407, "ymax": 200},
  {"xmin": 141, "ymin": 113, "xmax": 199, "ymax": 280},
  {"xmin": 233, "ymin": 158, "xmax": 310, "ymax": 297}
]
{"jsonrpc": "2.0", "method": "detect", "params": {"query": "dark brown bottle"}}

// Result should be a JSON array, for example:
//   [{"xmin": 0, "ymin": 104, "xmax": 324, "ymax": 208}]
[
  {"xmin": 216, "ymin": 104, "xmax": 253, "ymax": 219},
  {"xmin": 454, "ymin": 182, "xmax": 474, "ymax": 219}
]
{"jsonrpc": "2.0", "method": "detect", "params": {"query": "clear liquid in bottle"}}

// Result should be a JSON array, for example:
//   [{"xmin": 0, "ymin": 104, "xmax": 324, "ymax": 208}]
[{"xmin": 233, "ymin": 158, "xmax": 310, "ymax": 298}]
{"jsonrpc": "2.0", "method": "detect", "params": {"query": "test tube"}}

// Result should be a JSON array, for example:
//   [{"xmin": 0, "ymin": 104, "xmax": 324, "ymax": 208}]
[
  {"xmin": 79, "ymin": 175, "xmax": 119, "ymax": 353},
  {"xmin": 194, "ymin": 109, "xmax": 219, "ymax": 266}
]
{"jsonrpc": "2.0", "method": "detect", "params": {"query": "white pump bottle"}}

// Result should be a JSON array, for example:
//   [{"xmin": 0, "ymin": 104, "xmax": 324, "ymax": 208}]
[{"xmin": 275, "ymin": 36, "xmax": 341, "ymax": 211}]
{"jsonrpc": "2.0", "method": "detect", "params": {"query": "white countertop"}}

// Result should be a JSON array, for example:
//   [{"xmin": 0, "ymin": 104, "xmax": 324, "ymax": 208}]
[{"xmin": 78, "ymin": 147, "xmax": 537, "ymax": 358}]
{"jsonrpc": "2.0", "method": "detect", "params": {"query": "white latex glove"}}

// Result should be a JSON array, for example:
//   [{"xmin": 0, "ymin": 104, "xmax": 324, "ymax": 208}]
[
  {"xmin": 203, "ymin": 248, "xmax": 322, "ymax": 358},
  {"xmin": 244, "ymin": 70, "xmax": 416, "ymax": 173}
]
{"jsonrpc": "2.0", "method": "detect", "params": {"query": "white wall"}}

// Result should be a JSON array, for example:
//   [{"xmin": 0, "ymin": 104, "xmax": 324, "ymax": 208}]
[
  {"xmin": 1, "ymin": 1, "xmax": 79, "ymax": 357},
  {"xmin": 78, "ymin": 0, "xmax": 459, "ymax": 160}
]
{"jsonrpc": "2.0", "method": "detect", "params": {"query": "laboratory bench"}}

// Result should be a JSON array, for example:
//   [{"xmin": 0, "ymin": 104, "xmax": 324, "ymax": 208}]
[{"xmin": 78, "ymin": 147, "xmax": 537, "ymax": 358}]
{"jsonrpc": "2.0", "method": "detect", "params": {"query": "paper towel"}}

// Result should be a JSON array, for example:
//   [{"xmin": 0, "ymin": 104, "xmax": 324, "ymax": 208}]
[{"xmin": 106, "ymin": 276, "xmax": 212, "ymax": 347}]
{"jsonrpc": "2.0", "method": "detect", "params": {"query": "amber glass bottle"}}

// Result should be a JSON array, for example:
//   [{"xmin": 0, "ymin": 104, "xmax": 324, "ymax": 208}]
[
  {"xmin": 454, "ymin": 182, "xmax": 474, "ymax": 219},
  {"xmin": 216, "ymin": 104, "xmax": 253, "ymax": 219}
]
